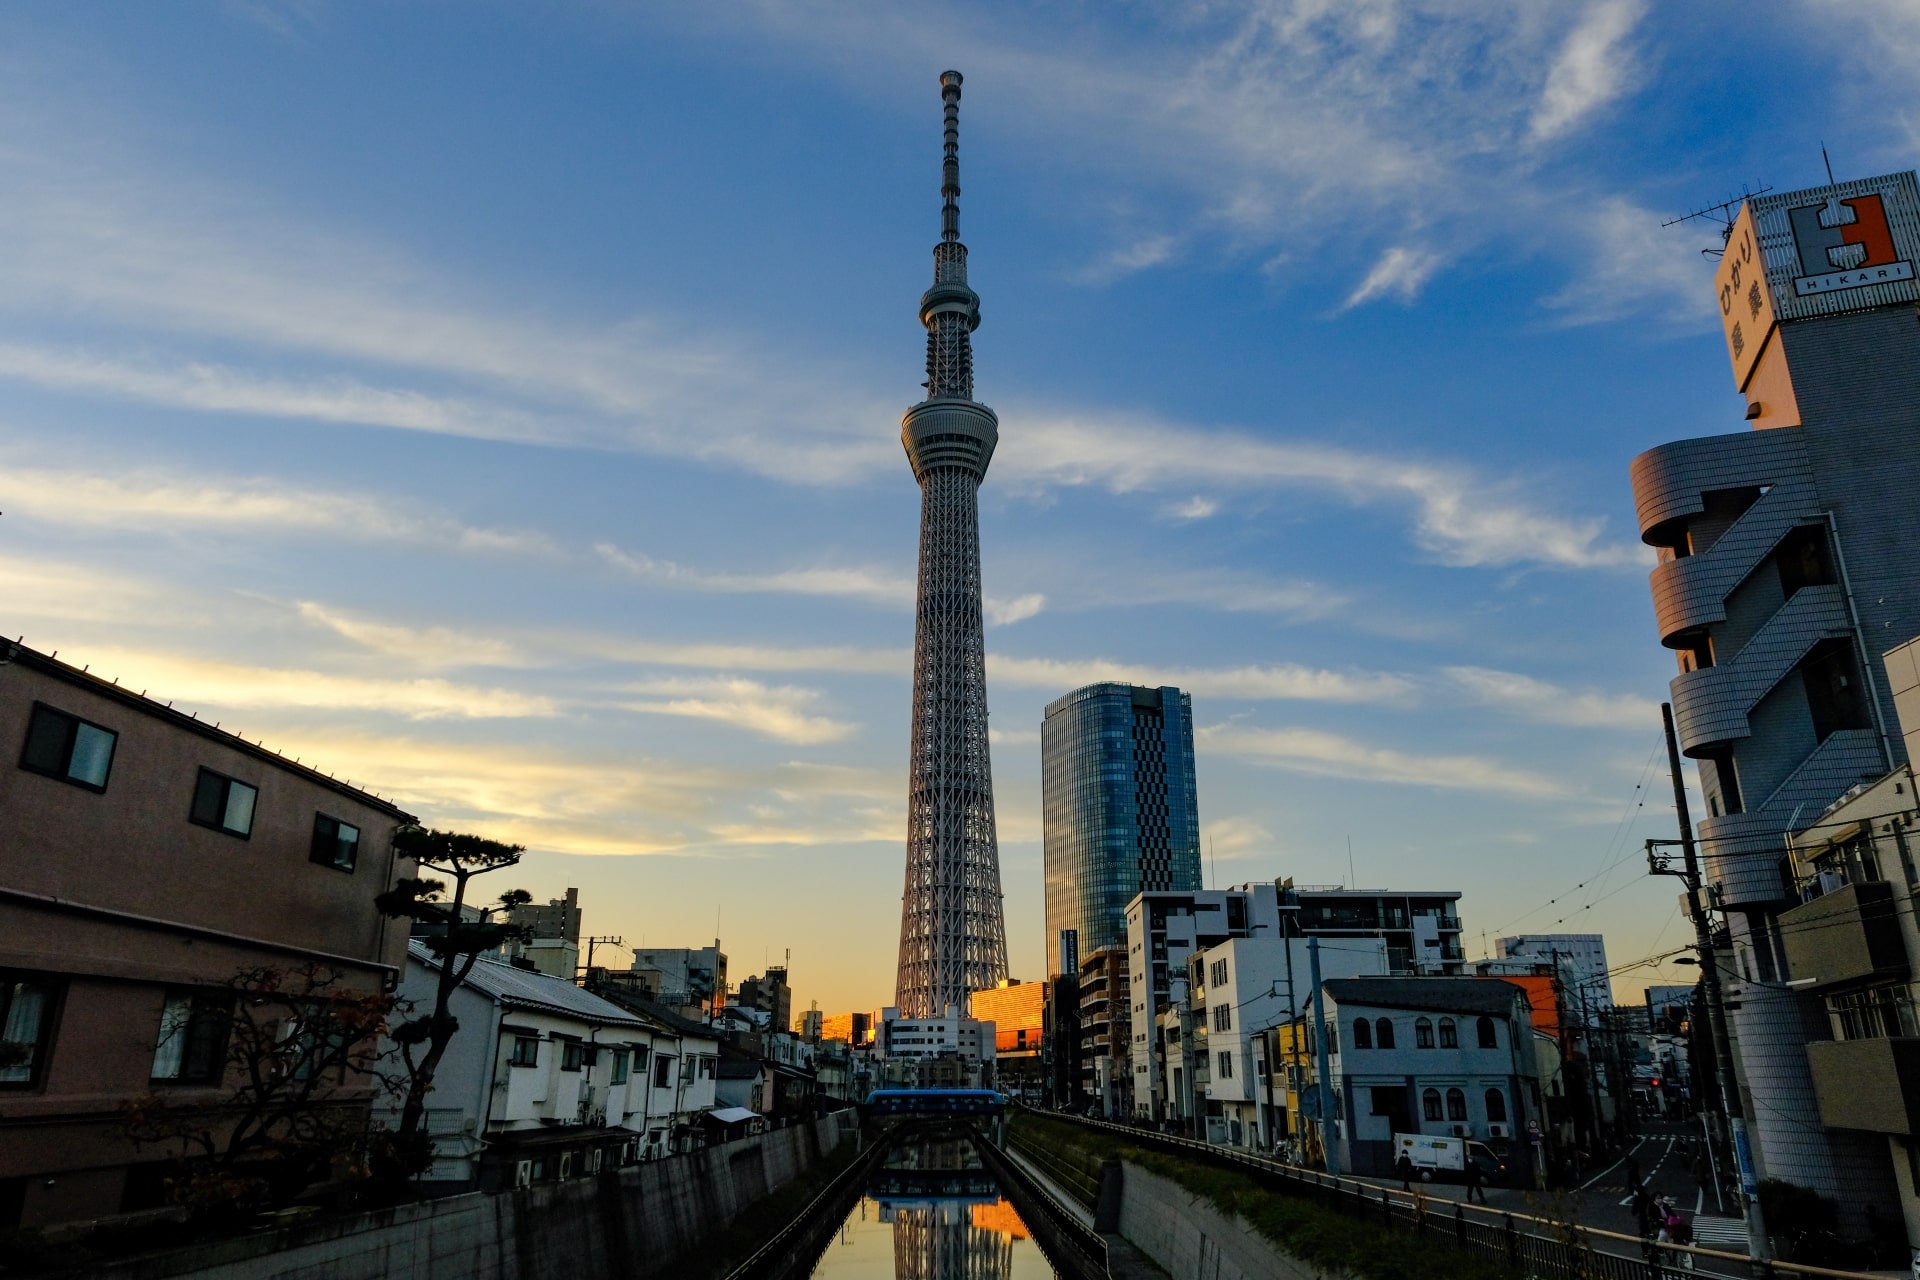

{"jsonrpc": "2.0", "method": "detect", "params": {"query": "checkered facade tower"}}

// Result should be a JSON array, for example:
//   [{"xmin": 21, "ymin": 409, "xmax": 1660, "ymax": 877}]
[{"xmin": 894, "ymin": 70, "xmax": 1008, "ymax": 1018}]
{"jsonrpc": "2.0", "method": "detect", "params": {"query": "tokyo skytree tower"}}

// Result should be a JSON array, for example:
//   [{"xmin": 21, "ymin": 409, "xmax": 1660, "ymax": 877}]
[{"xmin": 894, "ymin": 70, "xmax": 1009, "ymax": 1018}]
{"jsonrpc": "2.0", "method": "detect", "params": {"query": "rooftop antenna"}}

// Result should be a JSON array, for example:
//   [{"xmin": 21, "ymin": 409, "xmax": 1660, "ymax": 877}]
[
  {"xmin": 1822, "ymin": 142, "xmax": 1835, "ymax": 186},
  {"xmin": 1662, "ymin": 182, "xmax": 1774, "ymax": 255},
  {"xmin": 1347, "ymin": 835, "xmax": 1355, "ymax": 890}
]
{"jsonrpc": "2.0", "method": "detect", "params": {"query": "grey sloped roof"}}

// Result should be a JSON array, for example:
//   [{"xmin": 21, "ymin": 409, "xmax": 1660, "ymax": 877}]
[
  {"xmin": 1322, "ymin": 977, "xmax": 1529, "ymax": 1017},
  {"xmin": 409, "ymin": 941, "xmax": 649, "ymax": 1028}
]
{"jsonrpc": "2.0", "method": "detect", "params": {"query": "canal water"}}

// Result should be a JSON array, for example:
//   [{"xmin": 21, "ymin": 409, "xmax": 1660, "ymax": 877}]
[{"xmin": 808, "ymin": 1135, "xmax": 1059, "ymax": 1279}]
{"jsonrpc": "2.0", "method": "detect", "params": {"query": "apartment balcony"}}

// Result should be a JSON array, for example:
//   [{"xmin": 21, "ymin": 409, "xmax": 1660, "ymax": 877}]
[
  {"xmin": 1805, "ymin": 1037, "xmax": 1920, "ymax": 1135},
  {"xmin": 1780, "ymin": 880, "xmax": 1909, "ymax": 990}
]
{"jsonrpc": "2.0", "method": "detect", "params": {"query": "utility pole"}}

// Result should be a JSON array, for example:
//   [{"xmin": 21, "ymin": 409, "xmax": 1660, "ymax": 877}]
[
  {"xmin": 1309, "ymin": 936, "xmax": 1340, "ymax": 1176},
  {"xmin": 1655, "ymin": 703, "xmax": 1769, "ymax": 1261},
  {"xmin": 583, "ymin": 935, "xmax": 625, "ymax": 980}
]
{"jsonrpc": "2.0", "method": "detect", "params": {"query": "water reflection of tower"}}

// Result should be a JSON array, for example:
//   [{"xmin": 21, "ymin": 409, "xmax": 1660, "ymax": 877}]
[{"xmin": 888, "ymin": 1201, "xmax": 1014, "ymax": 1280}]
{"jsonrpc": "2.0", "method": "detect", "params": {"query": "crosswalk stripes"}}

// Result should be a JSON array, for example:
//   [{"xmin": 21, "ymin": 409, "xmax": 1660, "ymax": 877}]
[{"xmin": 1688, "ymin": 1216, "xmax": 1747, "ymax": 1247}]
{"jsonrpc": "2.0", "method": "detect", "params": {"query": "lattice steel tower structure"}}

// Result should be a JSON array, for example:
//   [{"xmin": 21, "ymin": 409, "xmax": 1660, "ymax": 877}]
[{"xmin": 894, "ymin": 70, "xmax": 1008, "ymax": 1018}]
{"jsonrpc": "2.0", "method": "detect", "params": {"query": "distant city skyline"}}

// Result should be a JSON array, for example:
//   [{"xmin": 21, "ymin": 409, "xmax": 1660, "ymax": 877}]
[{"xmin": 3, "ymin": 4, "xmax": 1913, "ymax": 1014}]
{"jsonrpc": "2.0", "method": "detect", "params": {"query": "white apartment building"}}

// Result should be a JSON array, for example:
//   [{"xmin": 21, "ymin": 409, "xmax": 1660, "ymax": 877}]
[
  {"xmin": 1178, "ymin": 935, "xmax": 1390, "ymax": 1146},
  {"xmin": 398, "ymin": 942, "xmax": 719, "ymax": 1189},
  {"xmin": 875, "ymin": 1005, "xmax": 996, "ymax": 1087},
  {"xmin": 1125, "ymin": 884, "xmax": 1282, "ymax": 1119}
]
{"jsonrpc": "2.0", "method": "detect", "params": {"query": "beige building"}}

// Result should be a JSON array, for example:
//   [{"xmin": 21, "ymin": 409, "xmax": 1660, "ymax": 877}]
[
  {"xmin": 1777, "ymin": 633, "xmax": 1920, "ymax": 1251},
  {"xmin": 0, "ymin": 641, "xmax": 415, "ymax": 1229}
]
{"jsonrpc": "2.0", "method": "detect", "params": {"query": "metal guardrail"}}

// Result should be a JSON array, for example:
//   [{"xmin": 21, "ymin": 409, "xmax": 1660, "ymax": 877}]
[
  {"xmin": 722, "ymin": 1125, "xmax": 892, "ymax": 1280},
  {"xmin": 1006, "ymin": 1127, "xmax": 1102, "ymax": 1209},
  {"xmin": 1032, "ymin": 1113, "xmax": 1884, "ymax": 1280},
  {"xmin": 973, "ymin": 1130, "xmax": 1110, "ymax": 1280}
]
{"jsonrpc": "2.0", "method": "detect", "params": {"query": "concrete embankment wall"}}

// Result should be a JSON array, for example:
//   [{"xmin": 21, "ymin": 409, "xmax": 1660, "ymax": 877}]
[
  {"xmin": 87, "ymin": 1113, "xmax": 859, "ymax": 1280},
  {"xmin": 1117, "ymin": 1160, "xmax": 1335, "ymax": 1280}
]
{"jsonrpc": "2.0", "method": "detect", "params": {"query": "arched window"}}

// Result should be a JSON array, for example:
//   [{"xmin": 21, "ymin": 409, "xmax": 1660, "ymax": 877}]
[
  {"xmin": 1477, "ymin": 1016, "xmax": 1497, "ymax": 1048},
  {"xmin": 1438, "ymin": 1017, "xmax": 1458, "ymax": 1048},
  {"xmin": 1352, "ymin": 1018, "xmax": 1372, "ymax": 1049},
  {"xmin": 1422, "ymin": 1088, "xmax": 1442, "ymax": 1121},
  {"xmin": 1375, "ymin": 1018, "xmax": 1395, "ymax": 1049},
  {"xmin": 1485, "ymin": 1088, "xmax": 1507, "ymax": 1123},
  {"xmin": 1415, "ymin": 1017, "xmax": 1434, "ymax": 1048},
  {"xmin": 1446, "ymin": 1088, "xmax": 1467, "ymax": 1121}
]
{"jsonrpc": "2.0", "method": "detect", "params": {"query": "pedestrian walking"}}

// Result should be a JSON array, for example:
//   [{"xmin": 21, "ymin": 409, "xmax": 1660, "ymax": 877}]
[
  {"xmin": 1465, "ymin": 1156, "xmax": 1487, "ymax": 1204},
  {"xmin": 1631, "ymin": 1184, "xmax": 1654, "ymax": 1237},
  {"xmin": 1396, "ymin": 1151, "xmax": 1415, "ymax": 1191}
]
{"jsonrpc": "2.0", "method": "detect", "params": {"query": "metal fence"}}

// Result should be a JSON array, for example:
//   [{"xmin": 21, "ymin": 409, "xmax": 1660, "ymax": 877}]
[{"xmin": 1037, "ymin": 1114, "xmax": 1880, "ymax": 1280}]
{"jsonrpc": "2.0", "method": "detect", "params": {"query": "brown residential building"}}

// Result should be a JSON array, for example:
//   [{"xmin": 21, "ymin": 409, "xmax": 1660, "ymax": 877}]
[{"xmin": 0, "ymin": 641, "xmax": 415, "ymax": 1230}]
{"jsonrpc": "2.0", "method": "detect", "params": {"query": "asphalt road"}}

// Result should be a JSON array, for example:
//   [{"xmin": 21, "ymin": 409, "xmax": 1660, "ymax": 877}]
[{"xmin": 1345, "ymin": 1124, "xmax": 1757, "ymax": 1278}]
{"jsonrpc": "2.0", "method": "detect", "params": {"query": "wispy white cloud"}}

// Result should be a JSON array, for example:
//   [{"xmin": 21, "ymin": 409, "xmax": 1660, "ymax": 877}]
[
  {"xmin": 1163, "ymin": 496, "xmax": 1219, "ymax": 521},
  {"xmin": 622, "ymin": 676, "xmax": 856, "ymax": 745},
  {"xmin": 295, "ymin": 602, "xmax": 530, "ymax": 669},
  {"xmin": 1003, "ymin": 412, "xmax": 1645, "ymax": 570},
  {"xmin": 60, "ymin": 647, "xmax": 559, "ymax": 721},
  {"xmin": 596, "ymin": 541, "xmax": 1047, "ymax": 624},
  {"xmin": 1342, "ymin": 247, "xmax": 1444, "ymax": 309},
  {"xmin": 1073, "ymin": 234, "xmax": 1182, "ymax": 285},
  {"xmin": 0, "ymin": 460, "xmax": 555, "ymax": 554},
  {"xmin": 985, "ymin": 593, "xmax": 1047, "ymax": 626},
  {"xmin": 1529, "ymin": 0, "xmax": 1649, "ymax": 142},
  {"xmin": 1198, "ymin": 722, "xmax": 1564, "ymax": 798},
  {"xmin": 1444, "ymin": 665, "xmax": 1660, "ymax": 731},
  {"xmin": 990, "ymin": 655, "xmax": 1414, "ymax": 704},
  {"xmin": 596, "ymin": 541, "xmax": 912, "ymax": 609},
  {"xmin": 690, "ymin": 1, "xmax": 1690, "ymax": 318}
]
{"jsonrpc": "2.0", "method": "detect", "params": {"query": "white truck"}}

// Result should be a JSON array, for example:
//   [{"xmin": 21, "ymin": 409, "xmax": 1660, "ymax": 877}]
[{"xmin": 1392, "ymin": 1133, "xmax": 1509, "ymax": 1183}]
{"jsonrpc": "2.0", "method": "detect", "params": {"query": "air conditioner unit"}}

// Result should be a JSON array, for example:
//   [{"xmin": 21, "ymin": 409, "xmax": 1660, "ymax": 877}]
[
  {"xmin": 515, "ymin": 1160, "xmax": 533, "ymax": 1189},
  {"xmin": 558, "ymin": 1152, "xmax": 573, "ymax": 1180},
  {"xmin": 1452, "ymin": 1125, "xmax": 1466, "ymax": 1138},
  {"xmin": 1488, "ymin": 1123, "xmax": 1508, "ymax": 1138}
]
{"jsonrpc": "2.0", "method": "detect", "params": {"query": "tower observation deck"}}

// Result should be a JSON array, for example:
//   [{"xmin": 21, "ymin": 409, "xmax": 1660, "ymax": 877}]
[{"xmin": 894, "ymin": 70, "xmax": 1009, "ymax": 1019}]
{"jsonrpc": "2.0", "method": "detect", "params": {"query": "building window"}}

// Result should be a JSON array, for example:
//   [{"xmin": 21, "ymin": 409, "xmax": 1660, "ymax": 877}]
[
  {"xmin": 1422, "ymin": 1088, "xmax": 1442, "ymax": 1121},
  {"xmin": 560, "ymin": 1041, "xmax": 584, "ymax": 1072},
  {"xmin": 509, "ymin": 1036, "xmax": 539, "ymax": 1067},
  {"xmin": 151, "ymin": 992, "xmax": 229, "ymax": 1083},
  {"xmin": 1828, "ymin": 986, "xmax": 1919, "ymax": 1040},
  {"xmin": 0, "ymin": 975, "xmax": 57, "ymax": 1086},
  {"xmin": 610, "ymin": 1048, "xmax": 630, "ymax": 1083},
  {"xmin": 1217, "ymin": 1051, "xmax": 1233, "ymax": 1079},
  {"xmin": 1485, "ymin": 1088, "xmax": 1507, "ymax": 1123},
  {"xmin": 1446, "ymin": 1088, "xmax": 1467, "ymax": 1121},
  {"xmin": 1213, "ymin": 1003, "xmax": 1232, "ymax": 1032},
  {"xmin": 20, "ymin": 703, "xmax": 117, "ymax": 791},
  {"xmin": 1352, "ymin": 1018, "xmax": 1372, "ymax": 1049},
  {"xmin": 1438, "ymin": 1017, "xmax": 1458, "ymax": 1049},
  {"xmin": 1415, "ymin": 1017, "xmax": 1434, "ymax": 1048},
  {"xmin": 1476, "ymin": 1016, "xmax": 1497, "ymax": 1048},
  {"xmin": 190, "ymin": 768, "xmax": 258, "ymax": 838},
  {"xmin": 1801, "ymin": 639, "xmax": 1871, "ymax": 743},
  {"xmin": 309, "ymin": 814, "xmax": 361, "ymax": 872},
  {"xmin": 653, "ymin": 1055, "xmax": 674, "ymax": 1088},
  {"xmin": 699, "ymin": 1055, "xmax": 715, "ymax": 1079},
  {"xmin": 1210, "ymin": 959, "xmax": 1229, "ymax": 986},
  {"xmin": 1376, "ymin": 1018, "xmax": 1396, "ymax": 1049}
]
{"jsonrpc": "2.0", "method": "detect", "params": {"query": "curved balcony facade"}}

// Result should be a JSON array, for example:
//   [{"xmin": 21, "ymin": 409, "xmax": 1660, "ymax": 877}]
[{"xmin": 1630, "ymin": 423, "xmax": 1894, "ymax": 909}]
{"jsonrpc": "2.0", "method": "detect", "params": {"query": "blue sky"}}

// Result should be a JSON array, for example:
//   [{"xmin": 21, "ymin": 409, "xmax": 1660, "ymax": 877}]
[{"xmin": 5, "ymin": 1, "xmax": 1917, "ymax": 1015}]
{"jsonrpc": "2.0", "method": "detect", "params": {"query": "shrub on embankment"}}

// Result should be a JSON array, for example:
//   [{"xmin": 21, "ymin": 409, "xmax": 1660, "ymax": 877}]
[{"xmin": 1011, "ymin": 1113, "xmax": 1518, "ymax": 1280}]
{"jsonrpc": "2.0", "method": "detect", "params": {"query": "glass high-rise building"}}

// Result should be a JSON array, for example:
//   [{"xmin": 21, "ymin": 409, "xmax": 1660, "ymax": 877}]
[{"xmin": 1042, "ymin": 683, "xmax": 1201, "ymax": 975}]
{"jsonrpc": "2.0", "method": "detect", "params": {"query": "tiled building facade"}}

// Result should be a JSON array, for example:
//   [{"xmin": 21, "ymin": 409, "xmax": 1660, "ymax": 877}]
[
  {"xmin": 1628, "ymin": 171, "xmax": 1920, "ymax": 1220},
  {"xmin": 1042, "ymin": 684, "xmax": 1201, "ymax": 975}
]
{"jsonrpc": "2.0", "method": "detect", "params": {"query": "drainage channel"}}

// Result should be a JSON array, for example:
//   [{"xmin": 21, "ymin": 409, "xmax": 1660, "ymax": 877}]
[{"xmin": 805, "ymin": 1132, "xmax": 1066, "ymax": 1279}]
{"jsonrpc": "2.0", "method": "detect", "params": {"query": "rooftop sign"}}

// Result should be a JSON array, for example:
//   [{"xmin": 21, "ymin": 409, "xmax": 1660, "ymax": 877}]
[{"xmin": 1717, "ymin": 171, "xmax": 1920, "ymax": 389}]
